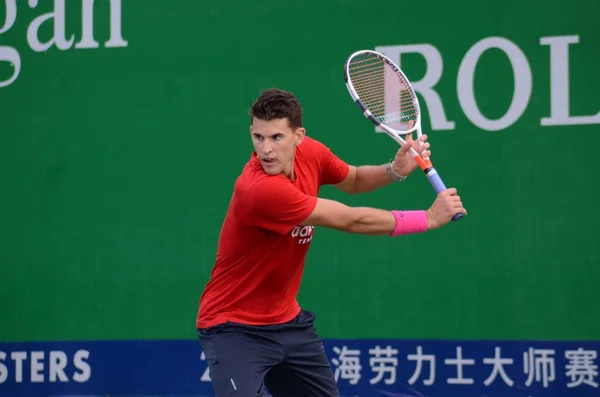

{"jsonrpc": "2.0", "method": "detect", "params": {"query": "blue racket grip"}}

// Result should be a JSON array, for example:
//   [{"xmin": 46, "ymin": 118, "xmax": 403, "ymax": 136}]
[{"xmin": 426, "ymin": 168, "xmax": 464, "ymax": 222}]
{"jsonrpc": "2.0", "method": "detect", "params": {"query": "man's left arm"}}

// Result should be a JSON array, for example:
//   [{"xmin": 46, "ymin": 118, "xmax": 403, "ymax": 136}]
[
  {"xmin": 335, "ymin": 163, "xmax": 403, "ymax": 194},
  {"xmin": 335, "ymin": 134, "xmax": 430, "ymax": 194}
]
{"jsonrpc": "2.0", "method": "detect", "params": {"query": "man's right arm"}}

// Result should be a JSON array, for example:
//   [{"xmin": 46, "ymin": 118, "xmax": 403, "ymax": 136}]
[
  {"xmin": 301, "ymin": 189, "xmax": 467, "ymax": 235},
  {"xmin": 301, "ymin": 198, "xmax": 399, "ymax": 235}
]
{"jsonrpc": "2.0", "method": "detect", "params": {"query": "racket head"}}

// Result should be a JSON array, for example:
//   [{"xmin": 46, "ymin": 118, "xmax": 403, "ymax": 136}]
[{"xmin": 344, "ymin": 50, "xmax": 420, "ymax": 136}]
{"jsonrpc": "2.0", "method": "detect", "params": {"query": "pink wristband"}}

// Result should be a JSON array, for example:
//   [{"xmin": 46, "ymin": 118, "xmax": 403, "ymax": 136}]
[{"xmin": 390, "ymin": 210, "xmax": 428, "ymax": 236}]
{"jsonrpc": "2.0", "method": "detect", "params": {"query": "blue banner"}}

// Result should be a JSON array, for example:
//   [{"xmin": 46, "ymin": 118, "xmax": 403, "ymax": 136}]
[{"xmin": 0, "ymin": 339, "xmax": 598, "ymax": 396}]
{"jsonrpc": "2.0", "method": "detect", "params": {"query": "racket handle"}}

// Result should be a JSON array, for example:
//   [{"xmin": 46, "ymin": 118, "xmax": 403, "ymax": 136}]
[
  {"xmin": 426, "ymin": 168, "xmax": 464, "ymax": 222},
  {"xmin": 452, "ymin": 213, "xmax": 464, "ymax": 221}
]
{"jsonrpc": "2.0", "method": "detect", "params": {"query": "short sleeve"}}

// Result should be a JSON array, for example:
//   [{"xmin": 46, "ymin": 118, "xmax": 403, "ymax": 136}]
[
  {"xmin": 242, "ymin": 177, "xmax": 318, "ymax": 234},
  {"xmin": 320, "ymin": 146, "xmax": 350, "ymax": 185}
]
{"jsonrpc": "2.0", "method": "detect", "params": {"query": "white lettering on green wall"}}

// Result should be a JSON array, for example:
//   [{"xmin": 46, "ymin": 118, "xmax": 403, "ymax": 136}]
[{"xmin": 0, "ymin": 0, "xmax": 127, "ymax": 88}]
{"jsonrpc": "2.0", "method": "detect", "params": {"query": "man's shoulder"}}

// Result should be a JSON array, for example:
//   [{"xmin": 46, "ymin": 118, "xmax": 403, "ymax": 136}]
[
  {"xmin": 300, "ymin": 136, "xmax": 326, "ymax": 151},
  {"xmin": 296, "ymin": 136, "xmax": 331, "ymax": 163}
]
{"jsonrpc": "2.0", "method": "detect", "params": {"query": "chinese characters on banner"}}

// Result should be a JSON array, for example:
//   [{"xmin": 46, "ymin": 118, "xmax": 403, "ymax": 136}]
[{"xmin": 317, "ymin": 340, "xmax": 599, "ymax": 396}]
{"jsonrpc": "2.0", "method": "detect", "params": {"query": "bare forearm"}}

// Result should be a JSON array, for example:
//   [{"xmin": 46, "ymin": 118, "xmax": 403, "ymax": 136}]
[
  {"xmin": 352, "ymin": 164, "xmax": 396, "ymax": 193},
  {"xmin": 346, "ymin": 206, "xmax": 397, "ymax": 235}
]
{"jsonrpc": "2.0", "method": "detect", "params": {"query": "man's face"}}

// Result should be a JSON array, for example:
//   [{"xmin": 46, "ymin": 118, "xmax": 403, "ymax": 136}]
[{"xmin": 250, "ymin": 117, "xmax": 305, "ymax": 177}]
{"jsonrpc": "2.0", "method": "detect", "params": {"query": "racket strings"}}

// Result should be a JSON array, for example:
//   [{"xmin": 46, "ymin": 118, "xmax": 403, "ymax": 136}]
[
  {"xmin": 348, "ymin": 55, "xmax": 418, "ymax": 129},
  {"xmin": 350, "ymin": 64, "xmax": 416, "ymax": 121}
]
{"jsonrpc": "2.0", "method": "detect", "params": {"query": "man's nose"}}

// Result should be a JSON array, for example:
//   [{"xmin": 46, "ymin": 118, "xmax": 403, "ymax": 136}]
[{"xmin": 262, "ymin": 141, "xmax": 273, "ymax": 154}]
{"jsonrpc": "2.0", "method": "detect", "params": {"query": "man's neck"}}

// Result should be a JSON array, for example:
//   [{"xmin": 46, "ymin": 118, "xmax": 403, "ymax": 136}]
[{"xmin": 282, "ymin": 156, "xmax": 296, "ymax": 180}]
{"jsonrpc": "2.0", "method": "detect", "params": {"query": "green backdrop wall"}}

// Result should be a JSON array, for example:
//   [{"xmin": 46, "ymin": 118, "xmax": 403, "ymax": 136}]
[{"xmin": 1, "ymin": 0, "xmax": 599, "ymax": 343}]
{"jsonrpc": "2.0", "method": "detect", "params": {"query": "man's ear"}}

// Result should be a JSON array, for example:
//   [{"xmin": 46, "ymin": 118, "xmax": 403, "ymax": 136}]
[{"xmin": 294, "ymin": 127, "xmax": 306, "ymax": 145}]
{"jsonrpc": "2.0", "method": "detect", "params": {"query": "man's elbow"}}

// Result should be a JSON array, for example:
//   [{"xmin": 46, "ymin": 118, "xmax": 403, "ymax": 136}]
[
  {"xmin": 337, "ymin": 212, "xmax": 363, "ymax": 233},
  {"xmin": 344, "ymin": 221, "xmax": 362, "ymax": 233},
  {"xmin": 303, "ymin": 198, "xmax": 361, "ymax": 231},
  {"xmin": 339, "ymin": 184, "xmax": 358, "ymax": 195}
]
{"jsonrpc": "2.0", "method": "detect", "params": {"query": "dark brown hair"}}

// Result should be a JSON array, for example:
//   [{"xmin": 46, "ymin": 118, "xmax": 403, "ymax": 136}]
[{"xmin": 249, "ymin": 88, "xmax": 303, "ymax": 129}]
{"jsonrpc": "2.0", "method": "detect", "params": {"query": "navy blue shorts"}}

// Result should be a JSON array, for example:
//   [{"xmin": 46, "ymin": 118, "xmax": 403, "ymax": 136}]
[{"xmin": 197, "ymin": 309, "xmax": 339, "ymax": 397}]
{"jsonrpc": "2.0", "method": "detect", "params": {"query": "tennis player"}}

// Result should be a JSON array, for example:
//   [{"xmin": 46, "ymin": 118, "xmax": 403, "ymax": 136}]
[{"xmin": 196, "ymin": 88, "xmax": 466, "ymax": 396}]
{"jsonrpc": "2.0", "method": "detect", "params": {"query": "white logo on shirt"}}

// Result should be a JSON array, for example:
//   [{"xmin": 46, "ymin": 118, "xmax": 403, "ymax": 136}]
[{"xmin": 291, "ymin": 226, "xmax": 314, "ymax": 245}]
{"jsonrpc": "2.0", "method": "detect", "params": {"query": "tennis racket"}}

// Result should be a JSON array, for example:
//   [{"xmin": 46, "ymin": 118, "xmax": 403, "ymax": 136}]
[{"xmin": 343, "ymin": 49, "xmax": 464, "ymax": 221}]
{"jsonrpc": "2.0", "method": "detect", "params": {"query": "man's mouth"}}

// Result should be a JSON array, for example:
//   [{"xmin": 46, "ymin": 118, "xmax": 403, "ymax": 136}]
[{"xmin": 262, "ymin": 158, "xmax": 276, "ymax": 164}]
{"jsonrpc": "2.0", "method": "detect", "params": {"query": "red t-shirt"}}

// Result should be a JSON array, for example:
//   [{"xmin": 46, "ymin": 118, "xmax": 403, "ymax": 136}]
[{"xmin": 196, "ymin": 136, "xmax": 349, "ymax": 329}]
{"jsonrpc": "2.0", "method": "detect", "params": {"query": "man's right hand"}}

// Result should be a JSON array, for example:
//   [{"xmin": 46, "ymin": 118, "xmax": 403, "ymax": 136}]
[{"xmin": 426, "ymin": 188, "xmax": 467, "ymax": 230}]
